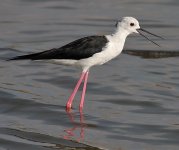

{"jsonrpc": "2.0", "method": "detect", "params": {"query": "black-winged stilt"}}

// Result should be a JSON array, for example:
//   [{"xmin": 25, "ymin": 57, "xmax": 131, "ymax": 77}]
[{"xmin": 9, "ymin": 17, "xmax": 163, "ymax": 112}]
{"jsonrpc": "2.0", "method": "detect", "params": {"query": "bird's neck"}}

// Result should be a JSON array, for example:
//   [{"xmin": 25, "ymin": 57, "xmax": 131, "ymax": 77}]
[
  {"xmin": 111, "ymin": 27, "xmax": 130, "ymax": 42},
  {"xmin": 103, "ymin": 27, "xmax": 130, "ymax": 59},
  {"xmin": 106, "ymin": 27, "xmax": 130, "ymax": 51}
]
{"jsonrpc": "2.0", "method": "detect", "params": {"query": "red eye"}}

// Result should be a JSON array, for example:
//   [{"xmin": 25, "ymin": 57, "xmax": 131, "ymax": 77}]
[{"xmin": 130, "ymin": 23, "xmax": 134, "ymax": 26}]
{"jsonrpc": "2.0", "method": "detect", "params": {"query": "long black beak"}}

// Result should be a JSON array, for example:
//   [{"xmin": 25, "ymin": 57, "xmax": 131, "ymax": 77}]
[{"xmin": 137, "ymin": 28, "xmax": 163, "ymax": 47}]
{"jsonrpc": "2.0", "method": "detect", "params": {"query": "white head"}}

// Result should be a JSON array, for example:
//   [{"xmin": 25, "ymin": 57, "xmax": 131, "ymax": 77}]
[
  {"xmin": 116, "ymin": 17, "xmax": 140, "ymax": 34},
  {"xmin": 115, "ymin": 16, "xmax": 163, "ymax": 46}
]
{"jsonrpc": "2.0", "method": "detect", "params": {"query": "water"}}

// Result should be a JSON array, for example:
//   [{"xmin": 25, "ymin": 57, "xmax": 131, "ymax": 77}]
[{"xmin": 0, "ymin": 0, "xmax": 179, "ymax": 150}]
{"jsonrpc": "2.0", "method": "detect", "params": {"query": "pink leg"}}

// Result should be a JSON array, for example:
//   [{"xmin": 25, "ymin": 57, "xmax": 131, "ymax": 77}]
[
  {"xmin": 79, "ymin": 71, "xmax": 89, "ymax": 111},
  {"xmin": 66, "ymin": 72, "xmax": 86, "ymax": 111}
]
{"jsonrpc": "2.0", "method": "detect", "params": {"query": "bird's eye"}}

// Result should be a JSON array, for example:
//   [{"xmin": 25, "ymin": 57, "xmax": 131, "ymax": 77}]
[{"xmin": 130, "ymin": 23, "xmax": 134, "ymax": 26}]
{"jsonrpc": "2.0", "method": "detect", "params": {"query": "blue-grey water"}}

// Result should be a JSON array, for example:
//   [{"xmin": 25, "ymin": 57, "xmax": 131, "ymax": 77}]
[{"xmin": 0, "ymin": 0, "xmax": 179, "ymax": 150}]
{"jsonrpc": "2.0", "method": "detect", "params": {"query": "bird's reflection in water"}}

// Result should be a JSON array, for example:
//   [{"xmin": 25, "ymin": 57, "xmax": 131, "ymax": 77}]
[{"xmin": 63, "ymin": 111, "xmax": 86, "ymax": 142}]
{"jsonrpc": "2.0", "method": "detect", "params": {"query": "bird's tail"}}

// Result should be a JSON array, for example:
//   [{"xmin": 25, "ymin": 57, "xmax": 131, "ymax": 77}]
[{"xmin": 7, "ymin": 52, "xmax": 43, "ymax": 61}]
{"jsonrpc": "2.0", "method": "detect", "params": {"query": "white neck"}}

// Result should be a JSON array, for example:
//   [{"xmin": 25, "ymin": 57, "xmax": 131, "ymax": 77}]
[
  {"xmin": 112, "ymin": 27, "xmax": 130, "ymax": 41},
  {"xmin": 106, "ymin": 27, "xmax": 130, "ymax": 52}
]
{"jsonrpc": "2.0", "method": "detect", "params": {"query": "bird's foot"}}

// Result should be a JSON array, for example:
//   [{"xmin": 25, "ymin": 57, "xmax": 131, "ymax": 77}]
[
  {"xmin": 79, "ymin": 105, "xmax": 84, "ymax": 113},
  {"xmin": 66, "ymin": 103, "xmax": 72, "ymax": 112}
]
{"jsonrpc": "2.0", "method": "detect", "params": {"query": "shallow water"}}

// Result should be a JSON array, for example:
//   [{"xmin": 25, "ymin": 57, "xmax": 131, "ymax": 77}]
[{"xmin": 0, "ymin": 0, "xmax": 179, "ymax": 150}]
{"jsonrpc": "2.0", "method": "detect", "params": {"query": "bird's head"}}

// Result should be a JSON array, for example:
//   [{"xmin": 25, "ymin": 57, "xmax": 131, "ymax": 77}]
[
  {"xmin": 117, "ymin": 17, "xmax": 140, "ymax": 34},
  {"xmin": 116, "ymin": 16, "xmax": 163, "ymax": 46}
]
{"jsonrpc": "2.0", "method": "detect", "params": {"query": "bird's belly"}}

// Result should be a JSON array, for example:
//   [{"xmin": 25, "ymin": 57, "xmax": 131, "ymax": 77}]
[{"xmin": 78, "ymin": 48, "xmax": 121, "ymax": 68}]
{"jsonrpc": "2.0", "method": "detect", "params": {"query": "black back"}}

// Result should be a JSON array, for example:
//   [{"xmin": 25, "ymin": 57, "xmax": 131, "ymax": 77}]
[{"xmin": 10, "ymin": 36, "xmax": 108, "ymax": 60}]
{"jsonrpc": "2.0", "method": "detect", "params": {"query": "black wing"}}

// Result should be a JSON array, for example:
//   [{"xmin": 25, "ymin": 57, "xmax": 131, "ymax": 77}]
[{"xmin": 9, "ymin": 36, "xmax": 108, "ymax": 60}]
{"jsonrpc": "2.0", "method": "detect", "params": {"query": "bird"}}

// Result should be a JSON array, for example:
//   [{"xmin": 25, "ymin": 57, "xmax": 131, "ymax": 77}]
[{"xmin": 8, "ymin": 17, "xmax": 163, "ymax": 112}]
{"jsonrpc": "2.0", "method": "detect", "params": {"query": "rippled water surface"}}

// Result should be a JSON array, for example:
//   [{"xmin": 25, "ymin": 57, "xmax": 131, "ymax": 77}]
[{"xmin": 0, "ymin": 0, "xmax": 179, "ymax": 150}]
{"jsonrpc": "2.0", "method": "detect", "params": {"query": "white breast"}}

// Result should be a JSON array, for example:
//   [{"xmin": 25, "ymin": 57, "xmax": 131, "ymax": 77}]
[{"xmin": 78, "ymin": 35, "xmax": 125, "ymax": 71}]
